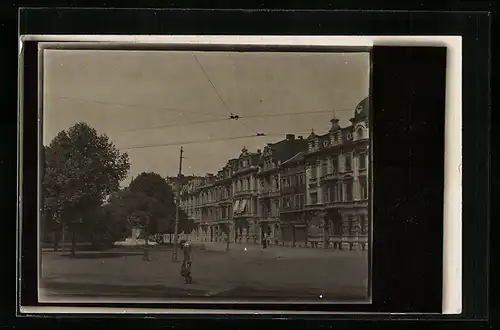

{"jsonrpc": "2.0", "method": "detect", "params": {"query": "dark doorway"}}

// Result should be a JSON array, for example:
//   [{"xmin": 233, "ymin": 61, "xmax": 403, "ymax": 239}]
[
  {"xmin": 326, "ymin": 208, "xmax": 342, "ymax": 249},
  {"xmin": 326, "ymin": 209, "xmax": 342, "ymax": 234}
]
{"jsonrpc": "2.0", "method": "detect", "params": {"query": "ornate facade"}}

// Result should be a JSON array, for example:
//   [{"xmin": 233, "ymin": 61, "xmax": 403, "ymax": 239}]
[
  {"xmin": 304, "ymin": 97, "xmax": 370, "ymax": 250},
  {"xmin": 178, "ymin": 97, "xmax": 370, "ymax": 249}
]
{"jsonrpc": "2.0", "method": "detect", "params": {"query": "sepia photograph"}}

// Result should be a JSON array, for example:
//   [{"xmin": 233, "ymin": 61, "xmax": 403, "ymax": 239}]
[{"xmin": 39, "ymin": 46, "xmax": 371, "ymax": 304}]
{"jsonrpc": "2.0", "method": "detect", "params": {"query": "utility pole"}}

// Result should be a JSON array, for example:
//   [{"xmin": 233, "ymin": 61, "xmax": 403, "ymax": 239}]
[{"xmin": 172, "ymin": 147, "xmax": 183, "ymax": 262}]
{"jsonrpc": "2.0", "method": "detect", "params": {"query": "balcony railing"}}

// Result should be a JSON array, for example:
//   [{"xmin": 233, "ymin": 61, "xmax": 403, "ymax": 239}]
[
  {"xmin": 233, "ymin": 211, "xmax": 257, "ymax": 218},
  {"xmin": 258, "ymin": 164, "xmax": 278, "ymax": 174},
  {"xmin": 319, "ymin": 172, "xmax": 340, "ymax": 182},
  {"xmin": 258, "ymin": 190, "xmax": 280, "ymax": 198},
  {"xmin": 233, "ymin": 189, "xmax": 258, "ymax": 197},
  {"xmin": 280, "ymin": 205, "xmax": 305, "ymax": 213}
]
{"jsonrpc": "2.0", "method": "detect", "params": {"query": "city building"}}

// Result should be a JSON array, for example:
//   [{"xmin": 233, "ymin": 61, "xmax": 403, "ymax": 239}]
[
  {"xmin": 257, "ymin": 134, "xmax": 308, "ymax": 246},
  {"xmin": 231, "ymin": 147, "xmax": 261, "ymax": 243},
  {"xmin": 178, "ymin": 175, "xmax": 204, "ymax": 235},
  {"xmin": 278, "ymin": 150, "xmax": 308, "ymax": 247},
  {"xmin": 304, "ymin": 97, "xmax": 370, "ymax": 250},
  {"xmin": 178, "ymin": 97, "xmax": 370, "ymax": 250}
]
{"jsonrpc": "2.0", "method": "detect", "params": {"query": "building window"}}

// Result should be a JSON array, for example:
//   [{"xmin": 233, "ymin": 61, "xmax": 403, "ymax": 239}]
[
  {"xmin": 247, "ymin": 178, "xmax": 251, "ymax": 190},
  {"xmin": 294, "ymin": 194, "xmax": 299, "ymax": 207},
  {"xmin": 323, "ymin": 190, "xmax": 329, "ymax": 204},
  {"xmin": 310, "ymin": 166, "xmax": 317, "ymax": 179},
  {"xmin": 283, "ymin": 196, "xmax": 291, "ymax": 209},
  {"xmin": 362, "ymin": 215, "xmax": 368, "ymax": 234},
  {"xmin": 348, "ymin": 216, "xmax": 354, "ymax": 235},
  {"xmin": 359, "ymin": 152, "xmax": 367, "ymax": 169},
  {"xmin": 310, "ymin": 193, "xmax": 318, "ymax": 205},
  {"xmin": 332, "ymin": 156, "xmax": 338, "ymax": 173},
  {"xmin": 345, "ymin": 153, "xmax": 352, "ymax": 172},
  {"xmin": 322, "ymin": 159, "xmax": 328, "ymax": 175},
  {"xmin": 345, "ymin": 180, "xmax": 353, "ymax": 201},
  {"xmin": 360, "ymin": 176, "xmax": 368, "ymax": 200},
  {"xmin": 329, "ymin": 185, "xmax": 336, "ymax": 202}
]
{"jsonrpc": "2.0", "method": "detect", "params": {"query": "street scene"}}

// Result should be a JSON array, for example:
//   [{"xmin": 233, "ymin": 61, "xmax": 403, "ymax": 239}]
[{"xmin": 40, "ymin": 49, "xmax": 371, "ymax": 303}]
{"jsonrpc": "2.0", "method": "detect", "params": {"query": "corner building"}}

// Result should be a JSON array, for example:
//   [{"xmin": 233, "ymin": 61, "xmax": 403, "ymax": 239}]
[{"xmin": 304, "ymin": 97, "xmax": 370, "ymax": 250}]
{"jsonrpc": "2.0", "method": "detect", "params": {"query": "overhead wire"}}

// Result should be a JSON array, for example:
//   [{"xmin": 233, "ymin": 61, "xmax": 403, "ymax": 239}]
[
  {"xmin": 124, "ymin": 117, "xmax": 231, "ymax": 132},
  {"xmin": 119, "ymin": 134, "xmax": 259, "ymax": 150},
  {"xmin": 192, "ymin": 53, "xmax": 233, "ymax": 117},
  {"xmin": 122, "ymin": 108, "xmax": 354, "ymax": 132},
  {"xmin": 192, "ymin": 52, "xmax": 262, "ymax": 135},
  {"xmin": 118, "ymin": 129, "xmax": 328, "ymax": 151},
  {"xmin": 45, "ymin": 94, "xmax": 219, "ymax": 116}
]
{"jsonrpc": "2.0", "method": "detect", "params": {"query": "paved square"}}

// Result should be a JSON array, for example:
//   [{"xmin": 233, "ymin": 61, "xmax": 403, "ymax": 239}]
[{"xmin": 40, "ymin": 244, "xmax": 369, "ymax": 302}]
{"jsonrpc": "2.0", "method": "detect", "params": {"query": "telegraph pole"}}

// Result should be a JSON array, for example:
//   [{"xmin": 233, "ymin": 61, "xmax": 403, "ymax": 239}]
[{"xmin": 172, "ymin": 146, "xmax": 183, "ymax": 262}]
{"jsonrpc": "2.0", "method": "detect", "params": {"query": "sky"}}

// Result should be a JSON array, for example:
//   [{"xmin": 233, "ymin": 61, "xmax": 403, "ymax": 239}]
[{"xmin": 43, "ymin": 49, "xmax": 370, "ymax": 186}]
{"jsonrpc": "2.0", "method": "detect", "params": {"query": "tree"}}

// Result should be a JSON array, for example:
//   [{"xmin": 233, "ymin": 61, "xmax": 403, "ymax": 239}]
[
  {"xmin": 42, "ymin": 122, "xmax": 130, "ymax": 256},
  {"xmin": 178, "ymin": 208, "xmax": 195, "ymax": 234},
  {"xmin": 128, "ymin": 172, "xmax": 196, "ymax": 238},
  {"xmin": 127, "ymin": 172, "xmax": 175, "ymax": 234}
]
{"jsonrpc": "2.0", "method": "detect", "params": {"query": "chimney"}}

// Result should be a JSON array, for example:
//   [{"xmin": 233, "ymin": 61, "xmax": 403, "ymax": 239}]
[
  {"xmin": 330, "ymin": 118, "xmax": 340, "ymax": 131},
  {"xmin": 286, "ymin": 134, "xmax": 295, "ymax": 140}
]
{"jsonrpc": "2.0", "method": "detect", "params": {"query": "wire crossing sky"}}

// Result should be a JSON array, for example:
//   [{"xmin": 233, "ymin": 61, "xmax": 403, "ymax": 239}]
[{"xmin": 43, "ymin": 50, "xmax": 370, "ymax": 186}]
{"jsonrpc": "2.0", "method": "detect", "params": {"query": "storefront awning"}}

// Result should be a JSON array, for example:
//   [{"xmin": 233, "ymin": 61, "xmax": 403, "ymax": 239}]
[{"xmin": 233, "ymin": 200, "xmax": 240, "ymax": 214}]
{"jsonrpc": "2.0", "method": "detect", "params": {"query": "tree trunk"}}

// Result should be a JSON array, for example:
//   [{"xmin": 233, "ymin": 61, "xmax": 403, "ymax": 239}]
[
  {"xmin": 61, "ymin": 219, "xmax": 66, "ymax": 255},
  {"xmin": 53, "ymin": 230, "xmax": 59, "ymax": 251},
  {"xmin": 71, "ymin": 229, "xmax": 76, "ymax": 257}
]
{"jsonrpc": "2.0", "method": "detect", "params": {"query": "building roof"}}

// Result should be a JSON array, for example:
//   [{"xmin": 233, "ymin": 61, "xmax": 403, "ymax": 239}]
[
  {"xmin": 261, "ymin": 135, "xmax": 308, "ymax": 164},
  {"xmin": 281, "ymin": 151, "xmax": 305, "ymax": 167},
  {"xmin": 353, "ymin": 96, "xmax": 369, "ymax": 121}
]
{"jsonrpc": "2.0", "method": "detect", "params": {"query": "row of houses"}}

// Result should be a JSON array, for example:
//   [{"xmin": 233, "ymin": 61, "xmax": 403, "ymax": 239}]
[{"xmin": 175, "ymin": 97, "xmax": 370, "ymax": 250}]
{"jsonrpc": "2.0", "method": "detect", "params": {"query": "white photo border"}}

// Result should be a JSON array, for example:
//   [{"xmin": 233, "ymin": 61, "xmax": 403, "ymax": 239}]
[{"xmin": 18, "ymin": 35, "xmax": 461, "ymax": 315}]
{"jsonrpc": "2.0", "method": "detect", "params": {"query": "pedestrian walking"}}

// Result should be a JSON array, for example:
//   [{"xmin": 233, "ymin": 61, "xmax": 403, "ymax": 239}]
[
  {"xmin": 179, "ymin": 239, "xmax": 193, "ymax": 284},
  {"xmin": 262, "ymin": 233, "xmax": 267, "ymax": 249}
]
